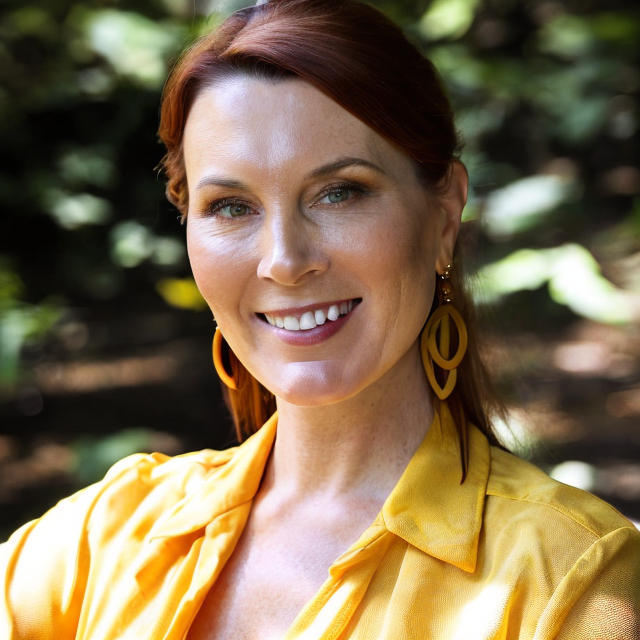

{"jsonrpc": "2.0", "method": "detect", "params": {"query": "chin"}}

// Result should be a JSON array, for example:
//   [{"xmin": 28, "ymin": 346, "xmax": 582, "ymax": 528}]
[{"xmin": 263, "ymin": 362, "xmax": 364, "ymax": 408}]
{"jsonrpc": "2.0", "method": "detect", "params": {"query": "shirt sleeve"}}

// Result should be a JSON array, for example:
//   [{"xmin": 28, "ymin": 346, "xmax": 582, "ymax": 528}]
[
  {"xmin": 0, "ymin": 454, "xmax": 154, "ymax": 640},
  {"xmin": 0, "ymin": 486, "xmax": 101, "ymax": 639},
  {"xmin": 535, "ymin": 525, "xmax": 640, "ymax": 640}
]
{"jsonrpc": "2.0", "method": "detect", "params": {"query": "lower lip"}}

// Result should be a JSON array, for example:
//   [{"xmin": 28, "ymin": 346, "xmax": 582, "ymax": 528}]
[{"xmin": 260, "ymin": 305, "xmax": 358, "ymax": 347}]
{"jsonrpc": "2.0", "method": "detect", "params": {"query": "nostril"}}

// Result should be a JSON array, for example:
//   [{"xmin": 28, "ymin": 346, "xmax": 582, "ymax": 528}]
[{"xmin": 256, "ymin": 224, "xmax": 329, "ymax": 285}]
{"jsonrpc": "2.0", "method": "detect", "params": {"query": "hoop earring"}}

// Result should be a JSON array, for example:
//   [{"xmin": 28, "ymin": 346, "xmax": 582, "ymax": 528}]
[
  {"xmin": 421, "ymin": 265, "xmax": 468, "ymax": 400},
  {"xmin": 213, "ymin": 327, "xmax": 238, "ymax": 390}
]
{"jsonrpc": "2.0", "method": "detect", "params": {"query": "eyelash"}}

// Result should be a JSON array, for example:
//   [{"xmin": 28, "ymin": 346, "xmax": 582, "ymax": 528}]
[
  {"xmin": 200, "ymin": 197, "xmax": 256, "ymax": 219},
  {"xmin": 198, "ymin": 180, "xmax": 368, "ymax": 220},
  {"xmin": 316, "ymin": 181, "xmax": 367, "ymax": 206}
]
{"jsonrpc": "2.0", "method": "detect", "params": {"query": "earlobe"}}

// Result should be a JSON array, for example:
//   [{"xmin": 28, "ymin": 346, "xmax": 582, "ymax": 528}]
[{"xmin": 436, "ymin": 161, "xmax": 468, "ymax": 274}]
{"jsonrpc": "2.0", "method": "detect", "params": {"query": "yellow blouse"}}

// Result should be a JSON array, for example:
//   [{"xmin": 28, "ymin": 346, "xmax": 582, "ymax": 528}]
[{"xmin": 1, "ymin": 406, "xmax": 639, "ymax": 639}]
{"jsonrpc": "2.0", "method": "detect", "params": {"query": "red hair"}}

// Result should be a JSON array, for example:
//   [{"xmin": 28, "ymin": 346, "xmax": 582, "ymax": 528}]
[
  {"xmin": 160, "ymin": 0, "xmax": 458, "ymax": 212},
  {"xmin": 158, "ymin": 0, "xmax": 504, "ymax": 475}
]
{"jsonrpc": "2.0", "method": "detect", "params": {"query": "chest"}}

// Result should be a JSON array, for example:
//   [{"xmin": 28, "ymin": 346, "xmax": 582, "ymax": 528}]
[{"xmin": 185, "ymin": 518, "xmax": 350, "ymax": 640}]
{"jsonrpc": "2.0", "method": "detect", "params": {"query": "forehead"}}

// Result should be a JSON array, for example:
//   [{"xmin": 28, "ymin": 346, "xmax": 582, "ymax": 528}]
[{"xmin": 182, "ymin": 76, "xmax": 411, "ymax": 179}]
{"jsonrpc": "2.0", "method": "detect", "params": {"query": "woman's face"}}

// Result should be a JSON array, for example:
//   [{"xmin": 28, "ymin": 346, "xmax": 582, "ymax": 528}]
[{"xmin": 184, "ymin": 76, "xmax": 465, "ymax": 406}]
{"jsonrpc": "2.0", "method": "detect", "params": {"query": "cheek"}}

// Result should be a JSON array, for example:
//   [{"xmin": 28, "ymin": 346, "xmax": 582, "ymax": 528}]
[
  {"xmin": 186, "ymin": 223, "xmax": 254, "ymax": 321},
  {"xmin": 374, "ymin": 214, "xmax": 438, "ymax": 328},
  {"xmin": 376, "ymin": 217, "xmax": 435, "ymax": 285}
]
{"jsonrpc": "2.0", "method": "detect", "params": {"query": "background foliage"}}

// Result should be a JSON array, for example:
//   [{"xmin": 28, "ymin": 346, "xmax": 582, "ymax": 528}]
[{"xmin": 1, "ymin": 0, "xmax": 639, "ymax": 540}]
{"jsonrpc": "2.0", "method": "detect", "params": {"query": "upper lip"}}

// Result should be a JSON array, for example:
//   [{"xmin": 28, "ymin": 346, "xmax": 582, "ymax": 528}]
[{"xmin": 258, "ymin": 298, "xmax": 359, "ymax": 317}]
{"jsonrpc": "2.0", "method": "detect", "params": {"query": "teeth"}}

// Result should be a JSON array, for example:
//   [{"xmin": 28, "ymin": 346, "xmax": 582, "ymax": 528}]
[
  {"xmin": 327, "ymin": 305, "xmax": 340, "ymax": 321},
  {"xmin": 283, "ymin": 316, "xmax": 300, "ymax": 331},
  {"xmin": 263, "ymin": 300, "xmax": 356, "ymax": 331},
  {"xmin": 299, "ymin": 311, "xmax": 317, "ymax": 330}
]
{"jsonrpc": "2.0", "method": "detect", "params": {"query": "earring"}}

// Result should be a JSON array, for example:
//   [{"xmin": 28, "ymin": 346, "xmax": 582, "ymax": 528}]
[
  {"xmin": 421, "ymin": 265, "xmax": 468, "ymax": 400},
  {"xmin": 213, "ymin": 327, "xmax": 238, "ymax": 390}
]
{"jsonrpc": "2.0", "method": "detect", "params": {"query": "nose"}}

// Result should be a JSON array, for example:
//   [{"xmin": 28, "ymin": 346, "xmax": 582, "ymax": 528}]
[{"xmin": 256, "ymin": 208, "xmax": 329, "ymax": 285}]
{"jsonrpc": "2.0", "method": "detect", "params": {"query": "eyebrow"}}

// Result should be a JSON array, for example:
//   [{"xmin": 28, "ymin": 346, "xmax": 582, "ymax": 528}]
[
  {"xmin": 194, "ymin": 176, "xmax": 247, "ymax": 191},
  {"xmin": 194, "ymin": 157, "xmax": 385, "ymax": 192},
  {"xmin": 307, "ymin": 157, "xmax": 386, "ymax": 179}
]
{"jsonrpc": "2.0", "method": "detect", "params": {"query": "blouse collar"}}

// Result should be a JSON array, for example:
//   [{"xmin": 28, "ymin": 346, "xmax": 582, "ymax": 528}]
[
  {"xmin": 148, "ymin": 404, "xmax": 490, "ymax": 572},
  {"xmin": 381, "ymin": 403, "xmax": 490, "ymax": 572}
]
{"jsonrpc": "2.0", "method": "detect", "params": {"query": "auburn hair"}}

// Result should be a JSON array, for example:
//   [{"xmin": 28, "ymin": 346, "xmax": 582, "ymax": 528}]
[{"xmin": 158, "ymin": 0, "xmax": 505, "ymax": 478}]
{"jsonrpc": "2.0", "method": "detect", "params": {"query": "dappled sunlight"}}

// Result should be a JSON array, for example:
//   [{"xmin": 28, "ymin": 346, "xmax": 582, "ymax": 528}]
[
  {"xmin": 478, "ymin": 244, "xmax": 640, "ymax": 324},
  {"xmin": 110, "ymin": 221, "xmax": 186, "ymax": 269},
  {"xmin": 507, "ymin": 402, "xmax": 584, "ymax": 446},
  {"xmin": 491, "ymin": 411, "xmax": 538, "ymax": 458},
  {"xmin": 482, "ymin": 175, "xmax": 577, "ymax": 240},
  {"xmin": 550, "ymin": 460, "xmax": 597, "ymax": 492},
  {"xmin": 46, "ymin": 191, "xmax": 113, "ymax": 229},
  {"xmin": 451, "ymin": 584, "xmax": 509, "ymax": 640},
  {"xmin": 553, "ymin": 341, "xmax": 636, "ymax": 378},
  {"xmin": 550, "ymin": 246, "xmax": 640, "ymax": 324},
  {"xmin": 34, "ymin": 355, "xmax": 178, "ymax": 395},
  {"xmin": 79, "ymin": 9, "xmax": 185, "ymax": 88},
  {"xmin": 553, "ymin": 341, "xmax": 610, "ymax": 375},
  {"xmin": 419, "ymin": 0, "xmax": 479, "ymax": 41}
]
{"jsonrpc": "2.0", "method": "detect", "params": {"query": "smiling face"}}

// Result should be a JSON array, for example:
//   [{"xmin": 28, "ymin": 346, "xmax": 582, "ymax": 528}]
[{"xmin": 184, "ymin": 76, "xmax": 465, "ymax": 406}]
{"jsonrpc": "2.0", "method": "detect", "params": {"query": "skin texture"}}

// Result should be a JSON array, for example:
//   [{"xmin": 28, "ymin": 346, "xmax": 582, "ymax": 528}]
[
  {"xmin": 186, "ymin": 77, "xmax": 463, "ymax": 407},
  {"xmin": 184, "ymin": 77, "xmax": 467, "ymax": 640}
]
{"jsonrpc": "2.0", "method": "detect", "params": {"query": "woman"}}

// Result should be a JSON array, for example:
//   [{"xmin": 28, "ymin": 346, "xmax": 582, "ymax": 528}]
[{"xmin": 2, "ymin": 1, "xmax": 639, "ymax": 638}]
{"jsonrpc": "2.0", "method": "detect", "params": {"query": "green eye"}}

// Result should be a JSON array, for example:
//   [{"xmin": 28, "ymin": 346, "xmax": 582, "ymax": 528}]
[
  {"xmin": 326, "ymin": 189, "xmax": 350, "ymax": 203},
  {"xmin": 220, "ymin": 203, "xmax": 250, "ymax": 217}
]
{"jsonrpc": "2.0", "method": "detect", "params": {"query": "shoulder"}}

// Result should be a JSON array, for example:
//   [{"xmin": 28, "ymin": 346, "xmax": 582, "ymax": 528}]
[
  {"xmin": 486, "ymin": 445, "xmax": 637, "ymax": 539},
  {"xmin": 0, "ymin": 446, "xmax": 238, "ymax": 639},
  {"xmin": 2, "ymin": 444, "xmax": 240, "ymax": 552},
  {"xmin": 484, "ymin": 445, "xmax": 640, "ymax": 613},
  {"xmin": 480, "ymin": 447, "xmax": 640, "ymax": 637},
  {"xmin": 103, "ymin": 445, "xmax": 238, "ymax": 486},
  {"xmin": 92, "ymin": 446, "xmax": 238, "ymax": 512}
]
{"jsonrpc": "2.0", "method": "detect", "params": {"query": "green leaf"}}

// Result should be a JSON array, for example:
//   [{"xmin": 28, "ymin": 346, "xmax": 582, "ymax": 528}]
[{"xmin": 419, "ymin": 0, "xmax": 480, "ymax": 41}]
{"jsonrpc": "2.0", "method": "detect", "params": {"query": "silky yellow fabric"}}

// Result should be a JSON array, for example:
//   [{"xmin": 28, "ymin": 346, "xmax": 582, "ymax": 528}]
[{"xmin": 1, "ymin": 406, "xmax": 639, "ymax": 639}]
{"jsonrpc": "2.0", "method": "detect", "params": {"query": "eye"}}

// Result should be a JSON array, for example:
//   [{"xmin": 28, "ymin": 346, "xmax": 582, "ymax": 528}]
[
  {"xmin": 324, "ymin": 189, "xmax": 351, "ymax": 204},
  {"xmin": 218, "ymin": 202, "xmax": 251, "ymax": 218},
  {"xmin": 316, "ymin": 182, "xmax": 365, "ymax": 206},
  {"xmin": 201, "ymin": 198, "xmax": 255, "ymax": 219}
]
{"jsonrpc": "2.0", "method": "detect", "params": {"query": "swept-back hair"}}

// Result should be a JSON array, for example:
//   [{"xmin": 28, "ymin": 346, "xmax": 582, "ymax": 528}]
[{"xmin": 159, "ymin": 0, "xmax": 505, "ymax": 479}]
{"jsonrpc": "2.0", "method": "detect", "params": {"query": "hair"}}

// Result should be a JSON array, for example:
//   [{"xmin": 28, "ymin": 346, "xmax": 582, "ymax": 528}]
[{"xmin": 158, "ymin": 0, "xmax": 506, "ymax": 478}]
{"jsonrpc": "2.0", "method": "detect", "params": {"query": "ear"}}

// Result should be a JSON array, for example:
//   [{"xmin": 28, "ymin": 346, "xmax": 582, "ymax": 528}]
[{"xmin": 435, "ymin": 161, "xmax": 468, "ymax": 274}]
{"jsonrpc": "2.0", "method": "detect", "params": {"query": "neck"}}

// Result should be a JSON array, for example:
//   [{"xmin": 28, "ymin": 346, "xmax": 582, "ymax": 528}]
[{"xmin": 265, "ymin": 343, "xmax": 435, "ymax": 505}]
